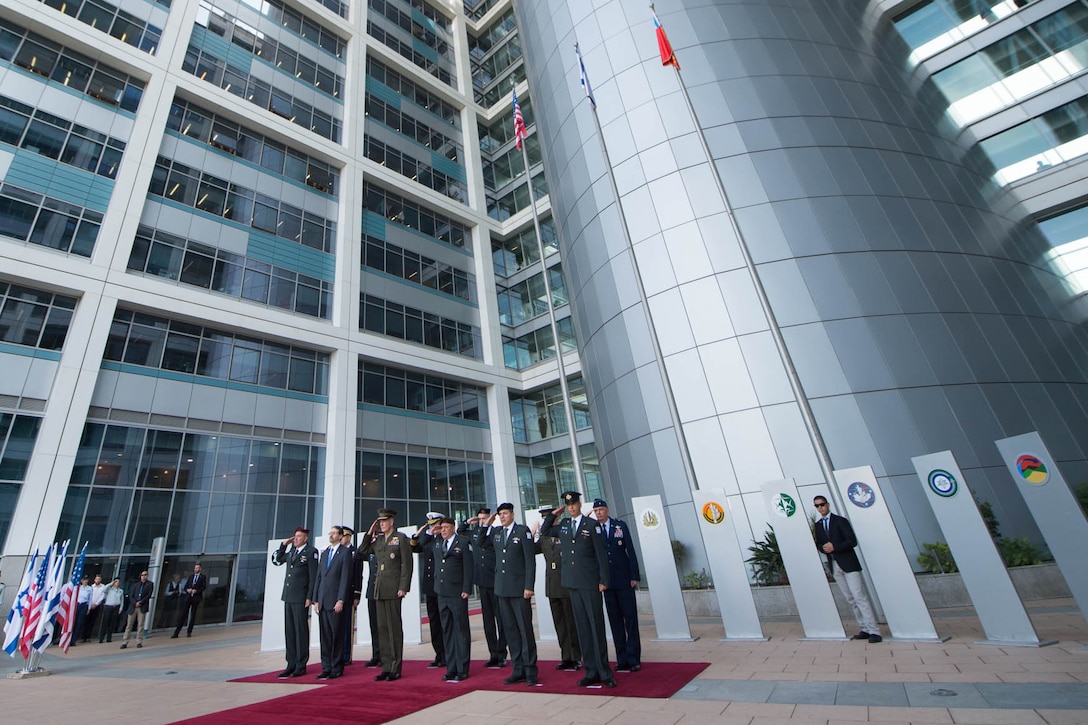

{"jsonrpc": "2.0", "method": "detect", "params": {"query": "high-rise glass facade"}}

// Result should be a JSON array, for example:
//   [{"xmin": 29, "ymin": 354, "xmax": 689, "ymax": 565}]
[{"xmin": 2, "ymin": 0, "xmax": 1086, "ymax": 624}]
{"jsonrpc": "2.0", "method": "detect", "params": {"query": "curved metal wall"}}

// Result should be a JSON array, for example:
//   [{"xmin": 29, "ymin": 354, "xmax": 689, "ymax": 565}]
[{"xmin": 516, "ymin": 0, "xmax": 1088, "ymax": 555}]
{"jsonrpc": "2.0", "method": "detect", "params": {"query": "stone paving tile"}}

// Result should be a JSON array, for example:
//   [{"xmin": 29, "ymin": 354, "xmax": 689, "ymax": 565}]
[
  {"xmin": 904, "ymin": 683, "xmax": 987, "ymax": 709},
  {"xmin": 834, "ymin": 682, "xmax": 909, "ymax": 707},
  {"xmin": 865, "ymin": 672, "xmax": 934, "ymax": 683},
  {"xmin": 792, "ymin": 703, "xmax": 869, "ymax": 720},
  {"xmin": 974, "ymin": 682, "xmax": 1088, "ymax": 710},
  {"xmin": 750, "ymin": 671, "xmax": 811, "ymax": 681},
  {"xmin": 767, "ymin": 681, "xmax": 839, "ymax": 705},
  {"xmin": 1034, "ymin": 709, "xmax": 1088, "ymax": 724},
  {"xmin": 995, "ymin": 672, "xmax": 1079, "ymax": 684},
  {"xmin": 867, "ymin": 706, "xmax": 953, "ymax": 723},
  {"xmin": 803, "ymin": 672, "xmax": 867, "ymax": 683},
  {"xmin": 947, "ymin": 708, "xmax": 1046, "ymax": 724},
  {"xmin": 722, "ymin": 702, "xmax": 798, "ymax": 718}
]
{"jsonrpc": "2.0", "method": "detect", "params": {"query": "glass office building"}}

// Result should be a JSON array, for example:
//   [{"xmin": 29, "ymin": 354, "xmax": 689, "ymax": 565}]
[{"xmin": 2, "ymin": 0, "xmax": 1086, "ymax": 624}]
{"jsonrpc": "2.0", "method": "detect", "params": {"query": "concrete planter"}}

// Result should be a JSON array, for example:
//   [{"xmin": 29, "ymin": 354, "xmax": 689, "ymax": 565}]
[{"xmin": 636, "ymin": 562, "xmax": 1069, "ymax": 618}]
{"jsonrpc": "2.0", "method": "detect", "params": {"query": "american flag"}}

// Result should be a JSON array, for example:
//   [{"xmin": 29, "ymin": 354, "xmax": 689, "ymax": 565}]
[
  {"xmin": 2, "ymin": 547, "xmax": 38, "ymax": 657},
  {"xmin": 56, "ymin": 543, "xmax": 84, "ymax": 653},
  {"xmin": 19, "ymin": 544, "xmax": 52, "ymax": 658},
  {"xmin": 33, "ymin": 539, "xmax": 69, "ymax": 653},
  {"xmin": 512, "ymin": 88, "xmax": 528, "ymax": 150}
]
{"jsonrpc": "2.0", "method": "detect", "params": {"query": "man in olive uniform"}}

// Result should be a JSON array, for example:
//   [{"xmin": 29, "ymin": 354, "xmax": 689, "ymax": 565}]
[
  {"xmin": 433, "ymin": 516, "xmax": 473, "ymax": 682},
  {"xmin": 410, "ymin": 512, "xmax": 446, "ymax": 669},
  {"xmin": 458, "ymin": 507, "xmax": 507, "ymax": 667},
  {"xmin": 534, "ymin": 506, "xmax": 581, "ymax": 671},
  {"xmin": 357, "ymin": 508, "xmax": 413, "ymax": 681},
  {"xmin": 272, "ymin": 526, "xmax": 318, "ymax": 678},
  {"xmin": 541, "ymin": 491, "xmax": 615, "ymax": 689},
  {"xmin": 482, "ymin": 502, "xmax": 538, "ymax": 686}
]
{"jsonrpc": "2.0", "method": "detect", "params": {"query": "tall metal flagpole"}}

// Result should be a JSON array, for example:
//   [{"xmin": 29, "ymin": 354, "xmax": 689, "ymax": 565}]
[
  {"xmin": 512, "ymin": 82, "xmax": 587, "ymax": 492},
  {"xmin": 574, "ymin": 44, "xmax": 701, "ymax": 494},
  {"xmin": 648, "ymin": 5, "xmax": 839, "ymax": 494}
]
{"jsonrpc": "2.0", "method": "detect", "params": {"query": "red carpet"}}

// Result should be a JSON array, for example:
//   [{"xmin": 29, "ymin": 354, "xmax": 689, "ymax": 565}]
[{"xmin": 171, "ymin": 659, "xmax": 709, "ymax": 724}]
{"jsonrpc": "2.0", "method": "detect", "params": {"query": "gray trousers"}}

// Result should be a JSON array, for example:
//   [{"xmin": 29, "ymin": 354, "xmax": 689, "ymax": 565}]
[{"xmin": 833, "ymin": 561, "xmax": 878, "ymax": 635}]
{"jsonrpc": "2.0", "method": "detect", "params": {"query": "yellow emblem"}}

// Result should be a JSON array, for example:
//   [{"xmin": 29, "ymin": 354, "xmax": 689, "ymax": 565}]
[
  {"xmin": 701, "ymin": 501, "xmax": 725, "ymax": 525},
  {"xmin": 641, "ymin": 509, "xmax": 660, "ymax": 530}
]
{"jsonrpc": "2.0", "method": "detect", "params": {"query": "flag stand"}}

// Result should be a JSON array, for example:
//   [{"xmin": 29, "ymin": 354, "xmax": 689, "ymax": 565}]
[{"xmin": 512, "ymin": 80, "xmax": 588, "ymax": 492}]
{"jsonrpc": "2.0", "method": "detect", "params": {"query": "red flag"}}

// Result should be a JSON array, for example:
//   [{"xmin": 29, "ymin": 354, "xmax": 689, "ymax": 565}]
[{"xmin": 653, "ymin": 11, "xmax": 680, "ymax": 70}]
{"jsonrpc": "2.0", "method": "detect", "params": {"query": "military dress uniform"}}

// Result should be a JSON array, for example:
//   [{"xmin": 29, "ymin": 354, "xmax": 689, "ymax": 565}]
[
  {"xmin": 536, "ymin": 525, "xmax": 581, "ymax": 669},
  {"xmin": 598, "ymin": 509, "xmax": 642, "ymax": 671},
  {"xmin": 541, "ymin": 492, "xmax": 614, "ymax": 687},
  {"xmin": 482, "ymin": 512, "xmax": 538, "ymax": 684},
  {"xmin": 433, "ymin": 531, "xmax": 473, "ymax": 681},
  {"xmin": 357, "ymin": 512, "xmax": 413, "ymax": 680},
  {"xmin": 272, "ymin": 534, "xmax": 318, "ymax": 676},
  {"xmin": 459, "ymin": 513, "xmax": 507, "ymax": 666},
  {"xmin": 410, "ymin": 516, "xmax": 446, "ymax": 667}
]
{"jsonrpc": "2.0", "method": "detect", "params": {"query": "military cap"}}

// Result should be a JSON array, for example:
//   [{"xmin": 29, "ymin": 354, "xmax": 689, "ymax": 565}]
[
  {"xmin": 562, "ymin": 491, "xmax": 582, "ymax": 504},
  {"xmin": 592, "ymin": 498, "xmax": 608, "ymax": 509},
  {"xmin": 496, "ymin": 502, "xmax": 514, "ymax": 512},
  {"xmin": 376, "ymin": 508, "xmax": 397, "ymax": 520},
  {"xmin": 538, "ymin": 504, "xmax": 555, "ymax": 515},
  {"xmin": 425, "ymin": 511, "xmax": 444, "ymax": 525}
]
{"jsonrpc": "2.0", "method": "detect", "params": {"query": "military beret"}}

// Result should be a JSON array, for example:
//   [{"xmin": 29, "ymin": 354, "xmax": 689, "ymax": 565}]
[
  {"xmin": 592, "ymin": 498, "xmax": 608, "ymax": 509},
  {"xmin": 496, "ymin": 502, "xmax": 514, "ymax": 512},
  {"xmin": 377, "ymin": 508, "xmax": 397, "ymax": 520},
  {"xmin": 439, "ymin": 517, "xmax": 455, "ymax": 526},
  {"xmin": 562, "ymin": 491, "xmax": 581, "ymax": 504}
]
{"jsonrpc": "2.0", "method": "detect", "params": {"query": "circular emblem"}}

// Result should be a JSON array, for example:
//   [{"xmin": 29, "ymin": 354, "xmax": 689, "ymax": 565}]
[
  {"xmin": 927, "ymin": 469, "xmax": 958, "ymax": 498},
  {"xmin": 847, "ymin": 482, "xmax": 876, "ymax": 508},
  {"xmin": 701, "ymin": 501, "xmax": 725, "ymax": 525},
  {"xmin": 640, "ymin": 509, "xmax": 660, "ymax": 530},
  {"xmin": 1016, "ymin": 454, "xmax": 1048, "ymax": 485},
  {"xmin": 772, "ymin": 493, "xmax": 797, "ymax": 518}
]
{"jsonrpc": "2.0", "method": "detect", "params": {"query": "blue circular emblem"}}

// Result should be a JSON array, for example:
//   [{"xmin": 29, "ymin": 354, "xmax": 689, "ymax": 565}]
[
  {"xmin": 847, "ymin": 481, "xmax": 875, "ymax": 508},
  {"xmin": 927, "ymin": 469, "xmax": 958, "ymax": 498}
]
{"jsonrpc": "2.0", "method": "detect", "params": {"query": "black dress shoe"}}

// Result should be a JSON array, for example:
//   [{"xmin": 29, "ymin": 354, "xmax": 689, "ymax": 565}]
[
  {"xmin": 170, "ymin": 633, "xmax": 179, "ymax": 639},
  {"xmin": 526, "ymin": 678, "xmax": 538, "ymax": 686},
  {"xmin": 290, "ymin": 670, "xmax": 306, "ymax": 677},
  {"xmin": 852, "ymin": 631, "xmax": 869, "ymax": 640},
  {"xmin": 576, "ymin": 677, "xmax": 601, "ymax": 687},
  {"xmin": 630, "ymin": 664, "xmax": 641, "ymax": 672},
  {"xmin": 555, "ymin": 661, "xmax": 568, "ymax": 670},
  {"xmin": 328, "ymin": 672, "xmax": 342, "ymax": 679},
  {"xmin": 503, "ymin": 674, "xmax": 526, "ymax": 684},
  {"xmin": 427, "ymin": 658, "xmax": 442, "ymax": 668},
  {"xmin": 603, "ymin": 679, "xmax": 617, "ymax": 688},
  {"xmin": 365, "ymin": 658, "xmax": 381, "ymax": 668},
  {"xmin": 277, "ymin": 669, "xmax": 293, "ymax": 679},
  {"xmin": 316, "ymin": 672, "xmax": 331, "ymax": 680},
  {"xmin": 615, "ymin": 664, "xmax": 631, "ymax": 673},
  {"xmin": 374, "ymin": 672, "xmax": 390, "ymax": 681},
  {"xmin": 387, "ymin": 672, "xmax": 401, "ymax": 681},
  {"xmin": 868, "ymin": 634, "xmax": 883, "ymax": 643}
]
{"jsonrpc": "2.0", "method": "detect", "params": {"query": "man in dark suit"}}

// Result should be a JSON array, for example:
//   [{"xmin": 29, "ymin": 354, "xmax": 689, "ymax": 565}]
[
  {"xmin": 482, "ymin": 502, "xmax": 538, "ymax": 686},
  {"xmin": 534, "ymin": 506, "xmax": 581, "ymax": 671},
  {"xmin": 357, "ymin": 509, "xmax": 413, "ymax": 681},
  {"xmin": 459, "ymin": 507, "xmax": 506, "ymax": 668},
  {"xmin": 542, "ymin": 491, "xmax": 615, "ymax": 689},
  {"xmin": 433, "ymin": 516, "xmax": 473, "ymax": 682},
  {"xmin": 410, "ymin": 512, "xmax": 446, "ymax": 669},
  {"xmin": 172, "ymin": 563, "xmax": 206, "ymax": 638},
  {"xmin": 313, "ymin": 525, "xmax": 353, "ymax": 679},
  {"xmin": 119, "ymin": 570, "xmax": 154, "ymax": 649},
  {"xmin": 592, "ymin": 498, "xmax": 641, "ymax": 672},
  {"xmin": 272, "ymin": 526, "xmax": 318, "ymax": 677},
  {"xmin": 812, "ymin": 495, "xmax": 882, "ymax": 643}
]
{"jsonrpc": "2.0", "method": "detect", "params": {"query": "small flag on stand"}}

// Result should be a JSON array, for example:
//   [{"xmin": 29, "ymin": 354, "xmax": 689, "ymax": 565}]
[
  {"xmin": 2, "ymin": 547, "xmax": 38, "ymax": 657},
  {"xmin": 57, "ymin": 543, "xmax": 86, "ymax": 653},
  {"xmin": 33, "ymin": 539, "xmax": 68, "ymax": 653},
  {"xmin": 512, "ymin": 88, "xmax": 528, "ymax": 150},
  {"xmin": 19, "ymin": 544, "xmax": 52, "ymax": 658},
  {"xmin": 652, "ymin": 7, "xmax": 681, "ymax": 70},
  {"xmin": 575, "ymin": 44, "xmax": 596, "ymax": 110}
]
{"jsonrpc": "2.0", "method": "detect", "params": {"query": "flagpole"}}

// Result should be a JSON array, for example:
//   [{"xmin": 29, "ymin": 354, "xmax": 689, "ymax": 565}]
[
  {"xmin": 512, "ymin": 83, "xmax": 588, "ymax": 493},
  {"xmin": 649, "ymin": 4, "xmax": 839, "ymax": 493},
  {"xmin": 574, "ymin": 43, "xmax": 702, "ymax": 494}
]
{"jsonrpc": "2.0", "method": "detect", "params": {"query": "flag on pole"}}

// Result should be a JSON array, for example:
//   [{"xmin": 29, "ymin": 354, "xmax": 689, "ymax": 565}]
[
  {"xmin": 652, "ymin": 8, "xmax": 681, "ymax": 70},
  {"xmin": 20, "ymin": 544, "xmax": 52, "ymax": 658},
  {"xmin": 57, "ymin": 543, "xmax": 85, "ymax": 653},
  {"xmin": 512, "ymin": 88, "xmax": 528, "ymax": 150},
  {"xmin": 575, "ymin": 44, "xmax": 596, "ymax": 110},
  {"xmin": 34, "ymin": 539, "xmax": 70, "ymax": 653},
  {"xmin": 3, "ymin": 547, "xmax": 38, "ymax": 656}
]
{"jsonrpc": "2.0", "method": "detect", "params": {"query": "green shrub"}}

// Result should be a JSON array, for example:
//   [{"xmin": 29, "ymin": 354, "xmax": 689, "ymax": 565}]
[
  {"xmin": 917, "ymin": 541, "xmax": 957, "ymax": 573},
  {"xmin": 681, "ymin": 568, "xmax": 712, "ymax": 589},
  {"xmin": 998, "ymin": 536, "xmax": 1046, "ymax": 567},
  {"xmin": 746, "ymin": 527, "xmax": 787, "ymax": 585},
  {"xmin": 1075, "ymin": 483, "xmax": 1088, "ymax": 516}
]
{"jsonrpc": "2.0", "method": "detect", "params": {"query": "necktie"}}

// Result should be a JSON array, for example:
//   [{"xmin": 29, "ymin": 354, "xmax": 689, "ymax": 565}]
[
  {"xmin": 326, "ymin": 549, "xmax": 332, "ymax": 569},
  {"xmin": 823, "ymin": 518, "xmax": 830, "ymax": 535},
  {"xmin": 502, "ymin": 527, "xmax": 509, "ymax": 546}
]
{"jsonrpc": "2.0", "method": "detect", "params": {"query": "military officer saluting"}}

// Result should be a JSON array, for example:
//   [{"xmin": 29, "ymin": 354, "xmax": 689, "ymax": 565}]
[
  {"xmin": 481, "ymin": 502, "xmax": 538, "ymax": 686},
  {"xmin": 534, "ymin": 506, "xmax": 581, "ymax": 671},
  {"xmin": 272, "ymin": 526, "xmax": 318, "ymax": 678},
  {"xmin": 358, "ymin": 508, "xmax": 413, "ymax": 681},
  {"xmin": 433, "ymin": 516, "xmax": 473, "ymax": 683},
  {"xmin": 541, "ymin": 491, "xmax": 615, "ymax": 689}
]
